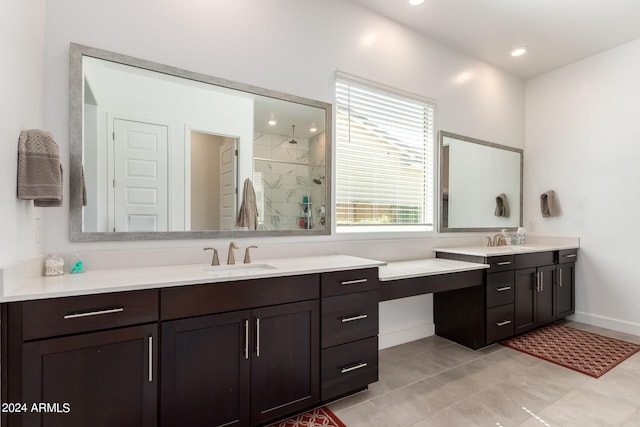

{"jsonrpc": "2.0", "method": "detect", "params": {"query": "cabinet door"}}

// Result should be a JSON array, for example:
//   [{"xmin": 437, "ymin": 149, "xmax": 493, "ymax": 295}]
[
  {"xmin": 22, "ymin": 324, "xmax": 157, "ymax": 427},
  {"xmin": 556, "ymin": 263, "xmax": 575, "ymax": 319},
  {"xmin": 161, "ymin": 311, "xmax": 250, "ymax": 427},
  {"xmin": 536, "ymin": 265, "xmax": 556, "ymax": 326},
  {"xmin": 514, "ymin": 268, "xmax": 536, "ymax": 334},
  {"xmin": 251, "ymin": 300, "xmax": 319, "ymax": 426}
]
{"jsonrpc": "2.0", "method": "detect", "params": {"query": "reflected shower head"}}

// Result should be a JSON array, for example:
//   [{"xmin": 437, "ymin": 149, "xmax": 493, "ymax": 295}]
[
  {"xmin": 288, "ymin": 124, "xmax": 298, "ymax": 144},
  {"xmin": 313, "ymin": 176, "xmax": 325, "ymax": 185}
]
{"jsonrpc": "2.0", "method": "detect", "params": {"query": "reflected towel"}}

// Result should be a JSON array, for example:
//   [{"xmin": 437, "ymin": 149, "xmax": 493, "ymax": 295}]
[
  {"xmin": 237, "ymin": 178, "xmax": 259, "ymax": 230},
  {"xmin": 17, "ymin": 129, "xmax": 63, "ymax": 207},
  {"xmin": 494, "ymin": 193, "xmax": 510, "ymax": 218},
  {"xmin": 540, "ymin": 190, "xmax": 560, "ymax": 217}
]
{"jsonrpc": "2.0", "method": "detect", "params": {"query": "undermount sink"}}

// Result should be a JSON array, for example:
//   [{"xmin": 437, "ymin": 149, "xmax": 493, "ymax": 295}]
[{"xmin": 202, "ymin": 263, "xmax": 277, "ymax": 274}]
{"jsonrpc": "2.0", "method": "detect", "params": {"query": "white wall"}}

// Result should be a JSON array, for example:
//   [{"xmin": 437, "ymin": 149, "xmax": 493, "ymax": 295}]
[
  {"xmin": 0, "ymin": 0, "xmax": 525, "ymax": 348},
  {"xmin": 0, "ymin": 0, "xmax": 46, "ymax": 266},
  {"xmin": 40, "ymin": 0, "xmax": 524, "ymax": 254},
  {"xmin": 525, "ymin": 38, "xmax": 640, "ymax": 336}
]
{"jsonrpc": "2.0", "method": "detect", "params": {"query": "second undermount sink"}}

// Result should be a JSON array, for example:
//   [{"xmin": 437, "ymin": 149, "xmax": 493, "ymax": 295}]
[{"xmin": 202, "ymin": 263, "xmax": 277, "ymax": 274}]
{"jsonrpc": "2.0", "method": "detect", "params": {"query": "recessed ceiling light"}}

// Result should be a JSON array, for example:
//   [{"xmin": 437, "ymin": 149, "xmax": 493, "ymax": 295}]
[
  {"xmin": 268, "ymin": 119, "xmax": 277, "ymax": 126},
  {"xmin": 409, "ymin": 0, "xmax": 424, "ymax": 5},
  {"xmin": 310, "ymin": 127, "xmax": 318, "ymax": 133},
  {"xmin": 511, "ymin": 47, "xmax": 527, "ymax": 57}
]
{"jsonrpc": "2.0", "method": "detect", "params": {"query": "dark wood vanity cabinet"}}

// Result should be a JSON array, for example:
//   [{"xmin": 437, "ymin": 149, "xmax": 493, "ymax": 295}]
[
  {"xmin": 161, "ymin": 300, "xmax": 319, "ymax": 427},
  {"xmin": 436, "ymin": 248, "xmax": 578, "ymax": 348},
  {"xmin": 160, "ymin": 275, "xmax": 320, "ymax": 427},
  {"xmin": 320, "ymin": 268, "xmax": 379, "ymax": 401},
  {"xmin": 2, "ymin": 268, "xmax": 380, "ymax": 427},
  {"xmin": 556, "ymin": 250, "xmax": 577, "ymax": 319},
  {"xmin": 514, "ymin": 264, "xmax": 556, "ymax": 334},
  {"xmin": 3, "ymin": 290, "xmax": 159, "ymax": 427},
  {"xmin": 160, "ymin": 310, "xmax": 250, "ymax": 427},
  {"xmin": 485, "ymin": 268, "xmax": 516, "ymax": 344}
]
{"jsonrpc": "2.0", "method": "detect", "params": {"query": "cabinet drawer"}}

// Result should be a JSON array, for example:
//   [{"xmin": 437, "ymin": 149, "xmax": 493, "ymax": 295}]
[
  {"xmin": 486, "ymin": 255, "xmax": 515, "ymax": 273},
  {"xmin": 322, "ymin": 291, "xmax": 378, "ymax": 348},
  {"xmin": 514, "ymin": 251, "xmax": 555, "ymax": 269},
  {"xmin": 486, "ymin": 304, "xmax": 514, "ymax": 344},
  {"xmin": 558, "ymin": 249, "xmax": 578, "ymax": 264},
  {"xmin": 321, "ymin": 268, "xmax": 379, "ymax": 297},
  {"xmin": 161, "ymin": 274, "xmax": 319, "ymax": 320},
  {"xmin": 22, "ymin": 289, "xmax": 158, "ymax": 341},
  {"xmin": 486, "ymin": 271, "xmax": 515, "ymax": 308},
  {"xmin": 321, "ymin": 337, "xmax": 378, "ymax": 401}
]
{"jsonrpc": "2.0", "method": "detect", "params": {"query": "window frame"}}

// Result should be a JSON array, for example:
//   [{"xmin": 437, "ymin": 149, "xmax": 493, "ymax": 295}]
[{"xmin": 334, "ymin": 73, "xmax": 437, "ymax": 233}]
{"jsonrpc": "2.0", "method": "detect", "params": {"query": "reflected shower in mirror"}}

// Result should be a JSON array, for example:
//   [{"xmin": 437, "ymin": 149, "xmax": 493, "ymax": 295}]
[
  {"xmin": 440, "ymin": 131, "xmax": 523, "ymax": 232},
  {"xmin": 70, "ymin": 43, "xmax": 332, "ymax": 241}
]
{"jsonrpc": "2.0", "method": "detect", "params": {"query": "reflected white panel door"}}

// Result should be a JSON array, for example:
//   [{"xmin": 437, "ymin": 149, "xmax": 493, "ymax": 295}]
[
  {"xmin": 113, "ymin": 119, "xmax": 169, "ymax": 232},
  {"xmin": 219, "ymin": 140, "xmax": 237, "ymax": 230}
]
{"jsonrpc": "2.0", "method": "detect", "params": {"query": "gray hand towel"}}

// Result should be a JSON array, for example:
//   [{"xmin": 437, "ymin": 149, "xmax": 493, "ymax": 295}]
[
  {"xmin": 540, "ymin": 190, "xmax": 560, "ymax": 217},
  {"xmin": 17, "ymin": 129, "xmax": 63, "ymax": 207},
  {"xmin": 494, "ymin": 193, "xmax": 510, "ymax": 218},
  {"xmin": 236, "ymin": 178, "xmax": 259, "ymax": 230}
]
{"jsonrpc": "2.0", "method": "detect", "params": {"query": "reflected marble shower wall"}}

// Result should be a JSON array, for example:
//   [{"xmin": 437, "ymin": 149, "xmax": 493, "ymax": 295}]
[
  {"xmin": 309, "ymin": 132, "xmax": 326, "ymax": 227},
  {"xmin": 254, "ymin": 131, "xmax": 325, "ymax": 230}
]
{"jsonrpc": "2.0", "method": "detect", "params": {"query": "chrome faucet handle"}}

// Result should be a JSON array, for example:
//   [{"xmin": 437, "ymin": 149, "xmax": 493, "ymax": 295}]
[
  {"xmin": 244, "ymin": 245, "xmax": 258, "ymax": 264},
  {"xmin": 227, "ymin": 241, "xmax": 240, "ymax": 264},
  {"xmin": 204, "ymin": 247, "xmax": 220, "ymax": 266},
  {"xmin": 486, "ymin": 236, "xmax": 493, "ymax": 247}
]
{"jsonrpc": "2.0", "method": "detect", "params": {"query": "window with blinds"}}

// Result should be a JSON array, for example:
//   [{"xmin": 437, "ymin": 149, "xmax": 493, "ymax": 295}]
[{"xmin": 335, "ymin": 76, "xmax": 435, "ymax": 229}]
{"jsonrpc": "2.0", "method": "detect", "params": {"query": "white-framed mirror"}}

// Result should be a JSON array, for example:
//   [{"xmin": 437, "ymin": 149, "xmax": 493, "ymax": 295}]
[
  {"xmin": 69, "ymin": 43, "xmax": 332, "ymax": 241},
  {"xmin": 439, "ymin": 131, "xmax": 523, "ymax": 232}
]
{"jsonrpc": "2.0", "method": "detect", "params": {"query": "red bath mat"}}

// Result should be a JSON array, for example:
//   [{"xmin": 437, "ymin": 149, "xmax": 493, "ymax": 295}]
[
  {"xmin": 266, "ymin": 406, "xmax": 346, "ymax": 427},
  {"xmin": 501, "ymin": 324, "xmax": 640, "ymax": 378}
]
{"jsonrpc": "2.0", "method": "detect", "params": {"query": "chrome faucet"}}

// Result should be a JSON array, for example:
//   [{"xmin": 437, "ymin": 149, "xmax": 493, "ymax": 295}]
[
  {"xmin": 492, "ymin": 233, "xmax": 509, "ymax": 246},
  {"xmin": 203, "ymin": 247, "xmax": 220, "ymax": 266},
  {"xmin": 227, "ymin": 241, "xmax": 240, "ymax": 264},
  {"xmin": 243, "ymin": 245, "xmax": 258, "ymax": 264}
]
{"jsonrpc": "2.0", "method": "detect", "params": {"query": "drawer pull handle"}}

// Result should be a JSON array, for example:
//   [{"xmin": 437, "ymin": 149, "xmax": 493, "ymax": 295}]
[
  {"xmin": 496, "ymin": 261, "xmax": 512, "ymax": 266},
  {"xmin": 148, "ymin": 336, "xmax": 153, "ymax": 382},
  {"xmin": 497, "ymin": 320, "xmax": 512, "ymax": 327},
  {"xmin": 340, "ymin": 362, "xmax": 368, "ymax": 374},
  {"xmin": 244, "ymin": 320, "xmax": 249, "ymax": 360},
  {"xmin": 63, "ymin": 307, "xmax": 124, "ymax": 319},
  {"xmin": 564, "ymin": 254, "xmax": 577, "ymax": 258},
  {"xmin": 496, "ymin": 286, "xmax": 512, "ymax": 292},
  {"xmin": 255, "ymin": 318, "xmax": 260, "ymax": 357},
  {"xmin": 341, "ymin": 278, "xmax": 368, "ymax": 285},
  {"xmin": 341, "ymin": 314, "xmax": 368, "ymax": 323}
]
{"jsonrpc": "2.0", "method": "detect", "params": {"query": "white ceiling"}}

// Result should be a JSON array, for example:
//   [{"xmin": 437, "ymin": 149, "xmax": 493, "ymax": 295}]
[{"xmin": 348, "ymin": 0, "xmax": 640, "ymax": 79}]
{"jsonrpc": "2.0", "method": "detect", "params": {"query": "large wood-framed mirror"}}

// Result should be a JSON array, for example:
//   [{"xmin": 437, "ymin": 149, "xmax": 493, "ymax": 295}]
[{"xmin": 69, "ymin": 43, "xmax": 332, "ymax": 241}]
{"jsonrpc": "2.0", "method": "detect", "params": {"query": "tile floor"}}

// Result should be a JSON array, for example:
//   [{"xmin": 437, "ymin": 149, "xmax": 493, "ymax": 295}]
[{"xmin": 328, "ymin": 321, "xmax": 640, "ymax": 427}]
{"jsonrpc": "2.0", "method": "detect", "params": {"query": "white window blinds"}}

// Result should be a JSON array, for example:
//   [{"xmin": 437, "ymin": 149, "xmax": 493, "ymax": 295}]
[{"xmin": 335, "ymin": 76, "xmax": 435, "ymax": 227}]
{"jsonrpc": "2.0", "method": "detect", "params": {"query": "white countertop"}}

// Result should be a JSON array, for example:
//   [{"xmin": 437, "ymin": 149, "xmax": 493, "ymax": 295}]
[
  {"xmin": 0, "ymin": 255, "xmax": 386, "ymax": 302},
  {"xmin": 379, "ymin": 258, "xmax": 489, "ymax": 282},
  {"xmin": 433, "ymin": 243, "xmax": 579, "ymax": 257},
  {"xmin": 0, "ymin": 236, "xmax": 580, "ymax": 302}
]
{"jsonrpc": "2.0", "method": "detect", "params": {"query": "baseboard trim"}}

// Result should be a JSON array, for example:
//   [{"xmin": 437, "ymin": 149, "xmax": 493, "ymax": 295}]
[
  {"xmin": 570, "ymin": 311, "xmax": 640, "ymax": 337},
  {"xmin": 378, "ymin": 323, "xmax": 435, "ymax": 349}
]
